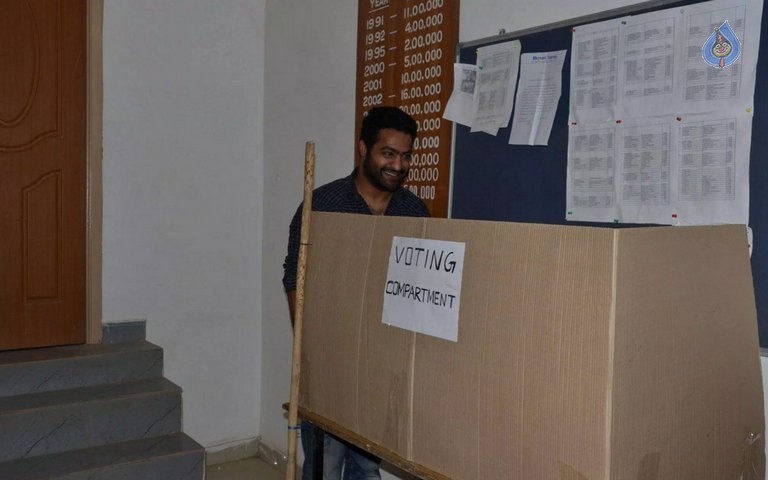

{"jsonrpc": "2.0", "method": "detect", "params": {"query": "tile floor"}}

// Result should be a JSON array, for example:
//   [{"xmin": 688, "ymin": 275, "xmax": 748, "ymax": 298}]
[
  {"xmin": 206, "ymin": 457, "xmax": 284, "ymax": 480},
  {"xmin": 205, "ymin": 456, "xmax": 420, "ymax": 480}
]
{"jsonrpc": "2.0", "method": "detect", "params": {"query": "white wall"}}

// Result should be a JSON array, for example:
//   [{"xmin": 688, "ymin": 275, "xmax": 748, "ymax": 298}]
[
  {"xmin": 260, "ymin": 0, "xmax": 359, "ymax": 455},
  {"xmin": 102, "ymin": 0, "xmax": 265, "ymax": 449}
]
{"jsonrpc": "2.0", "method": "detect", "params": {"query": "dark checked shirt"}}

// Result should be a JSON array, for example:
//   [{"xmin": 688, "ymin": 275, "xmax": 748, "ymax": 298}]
[{"xmin": 282, "ymin": 169, "xmax": 430, "ymax": 291}]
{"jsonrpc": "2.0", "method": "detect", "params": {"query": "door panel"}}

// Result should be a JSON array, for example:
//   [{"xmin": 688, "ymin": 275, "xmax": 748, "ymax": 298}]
[{"xmin": 0, "ymin": 0, "xmax": 86, "ymax": 350}]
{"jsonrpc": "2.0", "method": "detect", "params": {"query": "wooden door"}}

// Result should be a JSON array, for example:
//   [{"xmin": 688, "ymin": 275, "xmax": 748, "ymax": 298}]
[{"xmin": 0, "ymin": 0, "xmax": 87, "ymax": 350}]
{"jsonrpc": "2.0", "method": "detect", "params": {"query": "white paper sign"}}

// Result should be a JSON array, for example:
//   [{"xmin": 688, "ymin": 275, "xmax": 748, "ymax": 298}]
[{"xmin": 382, "ymin": 237, "xmax": 465, "ymax": 342}]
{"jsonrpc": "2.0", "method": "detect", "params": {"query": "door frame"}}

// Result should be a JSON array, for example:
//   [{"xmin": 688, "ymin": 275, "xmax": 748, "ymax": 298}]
[{"xmin": 86, "ymin": 0, "xmax": 103, "ymax": 344}]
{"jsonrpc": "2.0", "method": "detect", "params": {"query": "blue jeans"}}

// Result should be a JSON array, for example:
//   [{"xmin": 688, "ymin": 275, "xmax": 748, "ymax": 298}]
[{"xmin": 301, "ymin": 421, "xmax": 381, "ymax": 480}]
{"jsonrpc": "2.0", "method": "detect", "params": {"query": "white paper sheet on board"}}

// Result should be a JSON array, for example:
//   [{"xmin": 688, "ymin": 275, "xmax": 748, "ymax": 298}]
[
  {"xmin": 566, "ymin": 121, "xmax": 620, "ymax": 223},
  {"xmin": 471, "ymin": 40, "xmax": 522, "ymax": 135},
  {"xmin": 570, "ymin": 18, "xmax": 621, "ymax": 123},
  {"xmin": 681, "ymin": 0, "xmax": 763, "ymax": 113},
  {"xmin": 444, "ymin": 63, "xmax": 478, "ymax": 127},
  {"xmin": 509, "ymin": 50, "xmax": 567, "ymax": 145}
]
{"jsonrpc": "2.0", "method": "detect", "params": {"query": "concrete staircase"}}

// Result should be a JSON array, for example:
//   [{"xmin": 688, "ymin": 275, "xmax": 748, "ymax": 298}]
[{"xmin": 0, "ymin": 322, "xmax": 205, "ymax": 479}]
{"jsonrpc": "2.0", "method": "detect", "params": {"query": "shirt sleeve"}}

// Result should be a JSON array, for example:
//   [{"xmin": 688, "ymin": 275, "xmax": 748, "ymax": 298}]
[{"xmin": 282, "ymin": 203, "xmax": 303, "ymax": 292}]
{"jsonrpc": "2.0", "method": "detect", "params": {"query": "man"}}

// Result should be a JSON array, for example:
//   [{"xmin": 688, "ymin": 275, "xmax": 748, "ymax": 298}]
[{"xmin": 283, "ymin": 106, "xmax": 430, "ymax": 480}]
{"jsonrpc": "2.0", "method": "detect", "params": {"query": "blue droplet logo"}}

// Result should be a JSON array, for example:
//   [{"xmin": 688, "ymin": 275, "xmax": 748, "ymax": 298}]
[{"xmin": 702, "ymin": 20, "xmax": 742, "ymax": 69}]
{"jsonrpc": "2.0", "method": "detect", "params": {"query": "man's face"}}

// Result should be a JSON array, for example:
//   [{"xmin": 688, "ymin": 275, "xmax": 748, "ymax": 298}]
[{"xmin": 359, "ymin": 128, "xmax": 414, "ymax": 192}]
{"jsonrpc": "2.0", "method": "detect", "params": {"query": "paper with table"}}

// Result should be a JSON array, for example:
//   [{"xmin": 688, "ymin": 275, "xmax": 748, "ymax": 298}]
[
  {"xmin": 566, "ymin": 0, "xmax": 762, "ymax": 225},
  {"xmin": 469, "ymin": 40, "xmax": 522, "ymax": 135}
]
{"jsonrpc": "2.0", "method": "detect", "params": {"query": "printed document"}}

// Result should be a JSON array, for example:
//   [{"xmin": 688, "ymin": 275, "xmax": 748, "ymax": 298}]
[
  {"xmin": 471, "ymin": 40, "xmax": 521, "ymax": 135},
  {"xmin": 509, "ymin": 50, "xmax": 567, "ymax": 146},
  {"xmin": 444, "ymin": 63, "xmax": 478, "ymax": 127},
  {"xmin": 566, "ymin": 0, "xmax": 762, "ymax": 225}
]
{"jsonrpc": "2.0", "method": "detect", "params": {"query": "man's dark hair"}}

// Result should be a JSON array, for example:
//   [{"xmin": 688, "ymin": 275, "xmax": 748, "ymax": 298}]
[{"xmin": 359, "ymin": 106, "xmax": 418, "ymax": 150}]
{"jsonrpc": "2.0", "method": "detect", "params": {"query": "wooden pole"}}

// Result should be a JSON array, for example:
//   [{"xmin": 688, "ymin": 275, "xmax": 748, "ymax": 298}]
[{"xmin": 286, "ymin": 142, "xmax": 315, "ymax": 480}]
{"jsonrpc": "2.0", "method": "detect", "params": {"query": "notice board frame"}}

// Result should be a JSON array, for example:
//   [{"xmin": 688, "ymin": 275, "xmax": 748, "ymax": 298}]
[{"xmin": 450, "ymin": 0, "xmax": 768, "ymax": 347}]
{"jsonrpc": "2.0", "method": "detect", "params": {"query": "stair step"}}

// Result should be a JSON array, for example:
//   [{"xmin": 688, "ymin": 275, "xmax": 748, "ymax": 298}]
[
  {"xmin": 102, "ymin": 320, "xmax": 147, "ymax": 344},
  {"xmin": 0, "ymin": 433, "xmax": 204, "ymax": 480},
  {"xmin": 0, "ymin": 340, "xmax": 163, "ymax": 397},
  {"xmin": 0, "ymin": 378, "xmax": 182, "ymax": 462}
]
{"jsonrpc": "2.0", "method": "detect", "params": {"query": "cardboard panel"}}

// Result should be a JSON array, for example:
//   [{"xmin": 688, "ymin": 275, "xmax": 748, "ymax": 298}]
[
  {"xmin": 486, "ymin": 224, "xmax": 613, "ymax": 480},
  {"xmin": 300, "ymin": 213, "xmax": 377, "ymax": 431},
  {"xmin": 475, "ymin": 222, "xmax": 532, "ymax": 479},
  {"xmin": 299, "ymin": 214, "xmax": 765, "ymax": 479},
  {"xmin": 358, "ymin": 215, "xmax": 426, "ymax": 453},
  {"xmin": 410, "ymin": 222, "xmax": 615, "ymax": 479},
  {"xmin": 611, "ymin": 225, "xmax": 765, "ymax": 479},
  {"xmin": 411, "ymin": 218, "xmax": 497, "ymax": 478}
]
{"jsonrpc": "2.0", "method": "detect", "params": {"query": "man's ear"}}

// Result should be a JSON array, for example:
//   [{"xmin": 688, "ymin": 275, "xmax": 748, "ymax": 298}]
[{"xmin": 358, "ymin": 139, "xmax": 367, "ymax": 161}]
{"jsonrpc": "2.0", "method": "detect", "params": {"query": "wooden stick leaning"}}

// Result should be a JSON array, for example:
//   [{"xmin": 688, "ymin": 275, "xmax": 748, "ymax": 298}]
[{"xmin": 286, "ymin": 142, "xmax": 315, "ymax": 480}]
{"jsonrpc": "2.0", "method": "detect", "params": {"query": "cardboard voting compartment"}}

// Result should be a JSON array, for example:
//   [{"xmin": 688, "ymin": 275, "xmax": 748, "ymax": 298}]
[{"xmin": 299, "ymin": 212, "xmax": 764, "ymax": 479}]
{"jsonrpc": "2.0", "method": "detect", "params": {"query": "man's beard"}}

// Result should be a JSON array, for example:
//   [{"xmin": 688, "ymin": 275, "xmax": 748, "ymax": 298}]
[{"xmin": 362, "ymin": 153, "xmax": 407, "ymax": 193}]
